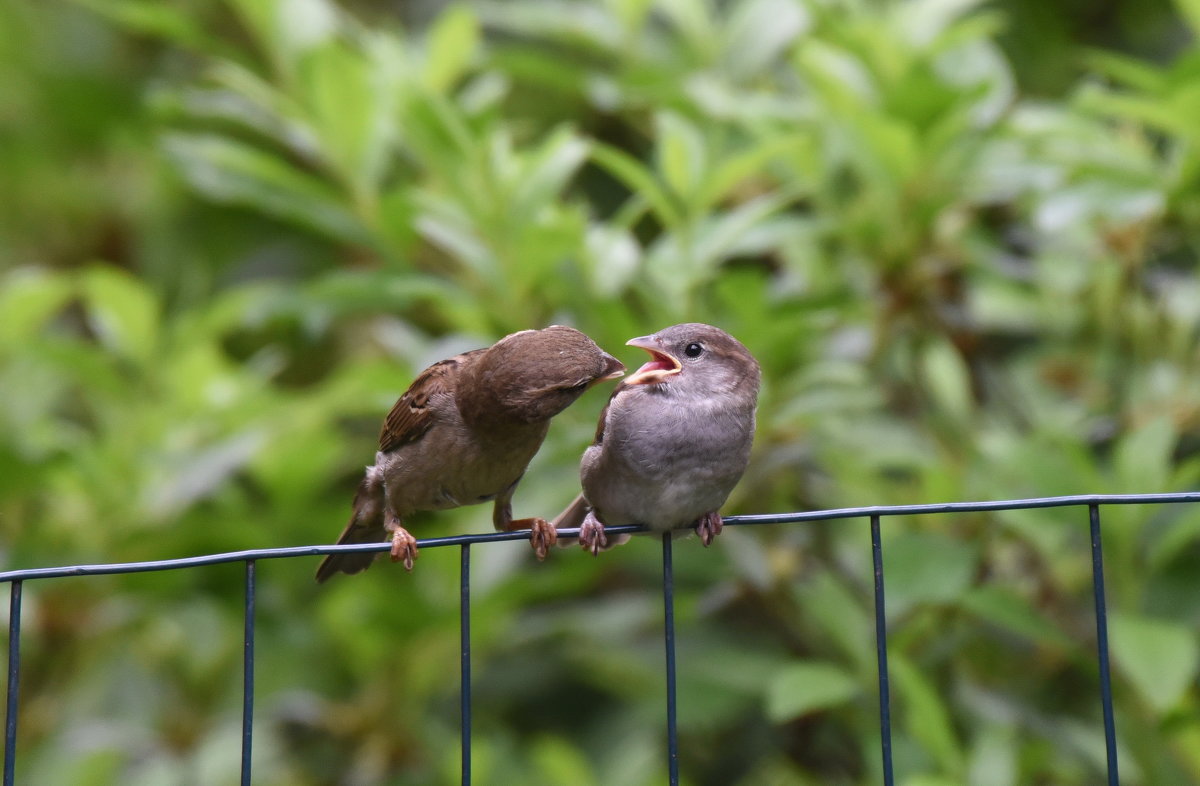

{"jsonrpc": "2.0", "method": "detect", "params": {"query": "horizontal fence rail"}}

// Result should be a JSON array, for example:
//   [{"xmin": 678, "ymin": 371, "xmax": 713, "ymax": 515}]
[{"xmin": 5, "ymin": 492, "xmax": 1199, "ymax": 784}]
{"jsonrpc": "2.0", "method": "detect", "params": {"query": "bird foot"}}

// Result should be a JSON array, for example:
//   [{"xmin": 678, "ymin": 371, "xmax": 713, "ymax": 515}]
[
  {"xmin": 507, "ymin": 517, "xmax": 557, "ymax": 561},
  {"xmin": 579, "ymin": 510, "xmax": 608, "ymax": 556},
  {"xmin": 695, "ymin": 511, "xmax": 723, "ymax": 546},
  {"xmin": 389, "ymin": 527, "xmax": 419, "ymax": 571}
]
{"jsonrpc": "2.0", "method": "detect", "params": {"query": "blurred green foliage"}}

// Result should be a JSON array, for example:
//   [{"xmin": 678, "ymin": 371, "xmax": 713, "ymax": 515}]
[{"xmin": 2, "ymin": 0, "xmax": 1200, "ymax": 783}]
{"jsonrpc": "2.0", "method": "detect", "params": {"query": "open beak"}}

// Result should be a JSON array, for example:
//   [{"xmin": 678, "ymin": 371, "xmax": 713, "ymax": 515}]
[{"xmin": 624, "ymin": 336, "xmax": 681, "ymax": 386}]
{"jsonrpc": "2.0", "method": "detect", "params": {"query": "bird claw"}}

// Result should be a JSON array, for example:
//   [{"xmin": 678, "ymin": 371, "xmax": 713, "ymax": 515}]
[
  {"xmin": 529, "ymin": 518, "xmax": 557, "ymax": 561},
  {"xmin": 579, "ymin": 511, "xmax": 608, "ymax": 557},
  {"xmin": 695, "ymin": 511, "xmax": 723, "ymax": 546},
  {"xmin": 389, "ymin": 528, "xmax": 419, "ymax": 571},
  {"xmin": 501, "ymin": 517, "xmax": 558, "ymax": 560}
]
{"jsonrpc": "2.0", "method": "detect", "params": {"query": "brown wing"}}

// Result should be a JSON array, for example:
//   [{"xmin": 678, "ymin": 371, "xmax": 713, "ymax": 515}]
[
  {"xmin": 591, "ymin": 382, "xmax": 629, "ymax": 446},
  {"xmin": 378, "ymin": 349, "xmax": 484, "ymax": 453}
]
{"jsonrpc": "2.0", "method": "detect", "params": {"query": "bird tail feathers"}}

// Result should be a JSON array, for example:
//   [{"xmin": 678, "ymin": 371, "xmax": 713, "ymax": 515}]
[
  {"xmin": 314, "ymin": 472, "xmax": 387, "ymax": 582},
  {"xmin": 551, "ymin": 493, "xmax": 631, "ymax": 550}
]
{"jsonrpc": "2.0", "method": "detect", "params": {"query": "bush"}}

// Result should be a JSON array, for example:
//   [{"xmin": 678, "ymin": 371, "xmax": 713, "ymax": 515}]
[{"xmin": 2, "ymin": 0, "xmax": 1199, "ymax": 783}]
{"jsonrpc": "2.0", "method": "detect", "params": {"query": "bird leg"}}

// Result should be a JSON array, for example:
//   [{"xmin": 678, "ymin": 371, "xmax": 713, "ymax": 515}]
[
  {"xmin": 385, "ymin": 512, "xmax": 418, "ymax": 571},
  {"xmin": 579, "ymin": 510, "xmax": 608, "ymax": 556},
  {"xmin": 493, "ymin": 496, "xmax": 557, "ymax": 560},
  {"xmin": 694, "ymin": 511, "xmax": 723, "ymax": 546}
]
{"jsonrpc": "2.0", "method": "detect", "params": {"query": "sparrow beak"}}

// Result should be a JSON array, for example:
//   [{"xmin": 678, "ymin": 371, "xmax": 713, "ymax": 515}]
[
  {"xmin": 624, "ymin": 336, "xmax": 681, "ymax": 386},
  {"xmin": 594, "ymin": 352, "xmax": 626, "ymax": 385}
]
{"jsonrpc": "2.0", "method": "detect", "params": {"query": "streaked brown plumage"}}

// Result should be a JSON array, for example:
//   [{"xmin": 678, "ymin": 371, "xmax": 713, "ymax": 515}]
[{"xmin": 316, "ymin": 326, "xmax": 624, "ymax": 581}]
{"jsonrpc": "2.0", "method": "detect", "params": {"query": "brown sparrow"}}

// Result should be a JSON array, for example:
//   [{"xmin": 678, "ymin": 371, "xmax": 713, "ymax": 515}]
[
  {"xmin": 316, "ymin": 326, "xmax": 624, "ymax": 580},
  {"xmin": 553, "ymin": 323, "xmax": 760, "ymax": 554}
]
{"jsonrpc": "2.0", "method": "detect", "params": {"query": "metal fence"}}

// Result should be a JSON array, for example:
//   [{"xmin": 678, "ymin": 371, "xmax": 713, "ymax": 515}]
[{"xmin": 5, "ymin": 492, "xmax": 1198, "ymax": 785}]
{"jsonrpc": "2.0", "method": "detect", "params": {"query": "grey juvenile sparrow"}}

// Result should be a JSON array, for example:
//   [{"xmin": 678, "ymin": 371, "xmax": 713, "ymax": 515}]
[
  {"xmin": 553, "ymin": 323, "xmax": 760, "ymax": 554},
  {"xmin": 316, "ymin": 325, "xmax": 624, "ymax": 581}
]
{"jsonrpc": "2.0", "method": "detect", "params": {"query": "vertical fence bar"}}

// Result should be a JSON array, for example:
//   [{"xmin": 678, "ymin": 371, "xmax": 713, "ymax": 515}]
[
  {"xmin": 661, "ymin": 533, "xmax": 679, "ymax": 786},
  {"xmin": 3, "ymin": 581, "xmax": 21, "ymax": 786},
  {"xmin": 1088, "ymin": 505, "xmax": 1120, "ymax": 786},
  {"xmin": 241, "ymin": 561, "xmax": 256, "ymax": 786},
  {"xmin": 870, "ymin": 515, "xmax": 895, "ymax": 786},
  {"xmin": 460, "ymin": 544, "xmax": 471, "ymax": 786}
]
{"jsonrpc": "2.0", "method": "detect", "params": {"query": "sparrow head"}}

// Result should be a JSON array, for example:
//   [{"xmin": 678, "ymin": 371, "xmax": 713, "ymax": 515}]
[
  {"xmin": 464, "ymin": 325, "xmax": 624, "ymax": 424},
  {"xmin": 624, "ymin": 323, "xmax": 760, "ymax": 399}
]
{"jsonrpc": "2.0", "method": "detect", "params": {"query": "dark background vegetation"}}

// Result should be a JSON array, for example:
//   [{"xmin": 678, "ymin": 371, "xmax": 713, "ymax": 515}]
[{"xmin": 2, "ymin": 0, "xmax": 1199, "ymax": 783}]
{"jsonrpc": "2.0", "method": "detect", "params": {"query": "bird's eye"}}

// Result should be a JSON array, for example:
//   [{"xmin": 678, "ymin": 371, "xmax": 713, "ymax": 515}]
[{"xmin": 684, "ymin": 343, "xmax": 703, "ymax": 358}]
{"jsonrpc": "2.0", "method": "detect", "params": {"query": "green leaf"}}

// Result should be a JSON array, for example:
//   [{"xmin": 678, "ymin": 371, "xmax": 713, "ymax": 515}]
[
  {"xmin": 1113, "ymin": 415, "xmax": 1176, "ymax": 492},
  {"xmin": 903, "ymin": 777, "xmax": 964, "ymax": 786},
  {"xmin": 794, "ymin": 39, "xmax": 878, "ymax": 109},
  {"xmin": 723, "ymin": 0, "xmax": 809, "ymax": 78},
  {"xmin": 765, "ymin": 660, "xmax": 860, "ymax": 722},
  {"xmin": 400, "ymin": 89, "xmax": 477, "ymax": 173},
  {"xmin": 297, "ymin": 36, "xmax": 399, "ymax": 195},
  {"xmin": 423, "ymin": 5, "xmax": 481, "ymax": 91},
  {"xmin": 182, "ymin": 61, "xmax": 308, "ymax": 148},
  {"xmin": 959, "ymin": 586, "xmax": 1073, "ymax": 649},
  {"xmin": 1148, "ymin": 504, "xmax": 1200, "ymax": 569},
  {"xmin": 921, "ymin": 338, "xmax": 973, "ymax": 422},
  {"xmin": 697, "ymin": 133, "xmax": 813, "ymax": 210},
  {"xmin": 1057, "ymin": 718, "xmax": 1141, "ymax": 780},
  {"xmin": 0, "ymin": 268, "xmax": 72, "ymax": 347},
  {"xmin": 857, "ymin": 114, "xmax": 921, "ymax": 184},
  {"xmin": 967, "ymin": 724, "xmax": 1017, "ymax": 786},
  {"xmin": 591, "ymin": 143, "xmax": 685, "ymax": 229},
  {"xmin": 141, "ymin": 431, "xmax": 267, "ymax": 520},
  {"xmin": 881, "ymin": 532, "xmax": 979, "ymax": 616},
  {"xmin": 894, "ymin": 0, "xmax": 986, "ymax": 47},
  {"xmin": 1084, "ymin": 50, "xmax": 1168, "ymax": 93},
  {"xmin": 1109, "ymin": 613, "xmax": 1199, "ymax": 713},
  {"xmin": 795, "ymin": 573, "xmax": 876, "ymax": 676},
  {"xmin": 692, "ymin": 191, "xmax": 795, "ymax": 266},
  {"xmin": 26, "ymin": 746, "xmax": 125, "ymax": 786},
  {"xmin": 76, "ymin": 0, "xmax": 212, "ymax": 50},
  {"xmin": 583, "ymin": 224, "xmax": 641, "ymax": 296},
  {"xmin": 228, "ymin": 0, "xmax": 339, "ymax": 73},
  {"xmin": 610, "ymin": 0, "xmax": 654, "ymax": 31},
  {"xmin": 656, "ymin": 111, "xmax": 707, "ymax": 206},
  {"xmin": 530, "ymin": 736, "xmax": 598, "ymax": 786},
  {"xmin": 303, "ymin": 270, "xmax": 464, "ymax": 313},
  {"xmin": 80, "ymin": 266, "xmax": 159, "ymax": 366},
  {"xmin": 413, "ymin": 192, "xmax": 494, "ymax": 275},
  {"xmin": 656, "ymin": 0, "xmax": 717, "ymax": 55},
  {"xmin": 162, "ymin": 133, "xmax": 365, "ymax": 242},
  {"xmin": 248, "ymin": 417, "xmax": 342, "ymax": 505},
  {"xmin": 511, "ymin": 127, "xmax": 591, "ymax": 220},
  {"xmin": 1177, "ymin": 0, "xmax": 1200, "ymax": 37},
  {"xmin": 893, "ymin": 654, "xmax": 966, "ymax": 777},
  {"xmin": 1076, "ymin": 87, "xmax": 1194, "ymax": 137}
]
